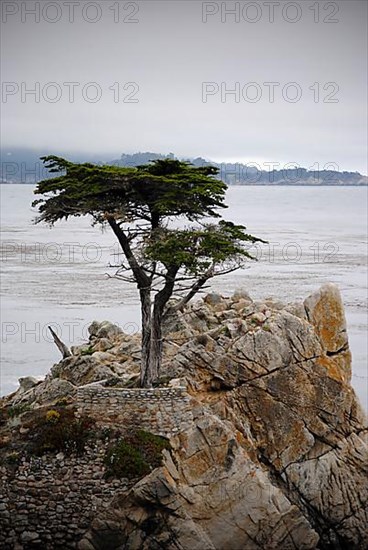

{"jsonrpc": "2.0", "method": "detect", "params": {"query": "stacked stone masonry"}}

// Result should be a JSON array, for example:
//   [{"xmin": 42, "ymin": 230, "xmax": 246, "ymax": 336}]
[
  {"xmin": 0, "ymin": 386, "xmax": 194, "ymax": 548},
  {"xmin": 0, "ymin": 443, "xmax": 128, "ymax": 549},
  {"xmin": 76, "ymin": 385, "xmax": 194, "ymax": 437}
]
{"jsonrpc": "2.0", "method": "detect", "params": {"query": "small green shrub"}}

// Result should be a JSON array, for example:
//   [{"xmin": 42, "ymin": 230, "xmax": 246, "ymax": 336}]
[
  {"xmin": 100, "ymin": 426, "xmax": 119, "ymax": 440},
  {"xmin": 7, "ymin": 404, "xmax": 31, "ymax": 419},
  {"xmin": 55, "ymin": 397, "xmax": 70, "ymax": 408},
  {"xmin": 5, "ymin": 451, "xmax": 21, "ymax": 465},
  {"xmin": 0, "ymin": 408, "xmax": 8, "ymax": 427},
  {"xmin": 104, "ymin": 430, "xmax": 170, "ymax": 480},
  {"xmin": 26, "ymin": 408, "xmax": 95, "ymax": 456},
  {"xmin": 80, "ymin": 346, "xmax": 94, "ymax": 356},
  {"xmin": 105, "ymin": 440, "xmax": 149, "ymax": 479}
]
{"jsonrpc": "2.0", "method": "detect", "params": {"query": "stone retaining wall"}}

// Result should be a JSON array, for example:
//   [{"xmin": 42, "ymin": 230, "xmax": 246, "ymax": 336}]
[
  {"xmin": 0, "ymin": 442, "xmax": 128, "ymax": 549},
  {"xmin": 76, "ymin": 385, "xmax": 194, "ymax": 437},
  {"xmin": 0, "ymin": 386, "xmax": 194, "ymax": 548}
]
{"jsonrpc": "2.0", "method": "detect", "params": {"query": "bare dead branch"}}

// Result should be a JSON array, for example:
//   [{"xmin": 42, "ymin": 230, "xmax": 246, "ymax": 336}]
[{"xmin": 48, "ymin": 326, "xmax": 72, "ymax": 359}]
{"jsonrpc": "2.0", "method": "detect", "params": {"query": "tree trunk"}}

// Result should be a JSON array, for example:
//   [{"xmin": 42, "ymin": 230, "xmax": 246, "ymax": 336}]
[
  {"xmin": 106, "ymin": 217, "xmax": 178, "ymax": 388},
  {"xmin": 146, "ymin": 266, "xmax": 179, "ymax": 386},
  {"xmin": 147, "ymin": 304, "xmax": 163, "ymax": 387},
  {"xmin": 106, "ymin": 217, "xmax": 155, "ymax": 387},
  {"xmin": 140, "ymin": 289, "xmax": 152, "ymax": 387}
]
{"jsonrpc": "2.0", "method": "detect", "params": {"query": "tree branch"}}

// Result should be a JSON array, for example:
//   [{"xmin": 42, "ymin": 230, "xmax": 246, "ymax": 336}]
[
  {"xmin": 48, "ymin": 326, "xmax": 72, "ymax": 359},
  {"xmin": 106, "ymin": 216, "xmax": 151, "ymax": 290},
  {"xmin": 172, "ymin": 265, "xmax": 215, "ymax": 311}
]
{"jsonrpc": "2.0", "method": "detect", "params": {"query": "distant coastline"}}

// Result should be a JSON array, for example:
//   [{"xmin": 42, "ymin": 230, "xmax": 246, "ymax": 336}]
[
  {"xmin": 1, "ymin": 149, "xmax": 367, "ymax": 186},
  {"xmin": 2, "ymin": 182, "xmax": 367, "ymax": 187}
]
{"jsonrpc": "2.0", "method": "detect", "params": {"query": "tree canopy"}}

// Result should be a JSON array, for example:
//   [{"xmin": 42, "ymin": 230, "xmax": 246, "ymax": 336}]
[
  {"xmin": 33, "ymin": 156, "xmax": 264, "ymax": 386},
  {"xmin": 33, "ymin": 156, "xmax": 226, "ymax": 226}
]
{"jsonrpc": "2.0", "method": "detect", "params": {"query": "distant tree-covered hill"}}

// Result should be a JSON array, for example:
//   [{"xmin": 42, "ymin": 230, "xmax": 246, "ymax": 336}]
[
  {"xmin": 1, "ymin": 149, "xmax": 367, "ymax": 185},
  {"xmin": 114, "ymin": 152, "xmax": 367, "ymax": 186}
]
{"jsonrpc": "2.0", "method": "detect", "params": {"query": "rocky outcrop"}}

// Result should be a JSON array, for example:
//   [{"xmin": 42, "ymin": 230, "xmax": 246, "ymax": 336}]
[
  {"xmin": 80, "ymin": 410, "xmax": 320, "ymax": 550},
  {"xmin": 1, "ymin": 284, "xmax": 367, "ymax": 549},
  {"xmin": 304, "ymin": 283, "xmax": 352, "ymax": 382}
]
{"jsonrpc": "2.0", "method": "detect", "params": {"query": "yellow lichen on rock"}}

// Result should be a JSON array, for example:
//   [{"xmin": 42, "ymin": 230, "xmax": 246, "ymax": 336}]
[{"xmin": 304, "ymin": 283, "xmax": 352, "ymax": 382}]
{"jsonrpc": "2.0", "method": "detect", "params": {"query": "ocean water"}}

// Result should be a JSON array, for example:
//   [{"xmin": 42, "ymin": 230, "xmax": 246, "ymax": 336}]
[{"xmin": 1, "ymin": 184, "xmax": 367, "ymax": 410}]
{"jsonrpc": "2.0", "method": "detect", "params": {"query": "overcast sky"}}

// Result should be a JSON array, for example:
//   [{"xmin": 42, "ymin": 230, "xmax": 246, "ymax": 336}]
[{"xmin": 1, "ymin": 0, "xmax": 367, "ymax": 172}]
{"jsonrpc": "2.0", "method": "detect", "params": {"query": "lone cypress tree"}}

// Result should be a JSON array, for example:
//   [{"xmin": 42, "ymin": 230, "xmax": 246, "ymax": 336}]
[{"xmin": 33, "ymin": 156, "xmax": 263, "ymax": 387}]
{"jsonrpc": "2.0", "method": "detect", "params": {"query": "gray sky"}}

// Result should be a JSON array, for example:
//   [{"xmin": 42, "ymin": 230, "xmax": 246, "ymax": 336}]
[{"xmin": 1, "ymin": 0, "xmax": 367, "ymax": 172}]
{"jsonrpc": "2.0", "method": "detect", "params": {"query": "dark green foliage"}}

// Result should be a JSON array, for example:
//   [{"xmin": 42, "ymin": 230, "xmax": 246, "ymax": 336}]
[
  {"xmin": 0, "ymin": 408, "xmax": 7, "ymax": 427},
  {"xmin": 33, "ymin": 158, "xmax": 264, "ymax": 269},
  {"xmin": 54, "ymin": 396, "xmax": 72, "ymax": 407},
  {"xmin": 6, "ymin": 404, "xmax": 31, "ymax": 419},
  {"xmin": 80, "ymin": 346, "xmax": 94, "ymax": 356},
  {"xmin": 33, "ymin": 156, "xmax": 264, "ymax": 282},
  {"xmin": 144, "ymin": 221, "xmax": 261, "ymax": 275},
  {"xmin": 3, "ymin": 451, "xmax": 21, "ymax": 466},
  {"xmin": 0, "ymin": 444, "xmax": 22, "ymax": 474},
  {"xmin": 33, "ymin": 155, "xmax": 265, "ymax": 386},
  {"xmin": 0, "ymin": 404, "xmax": 31, "ymax": 427},
  {"xmin": 104, "ymin": 430, "xmax": 170, "ymax": 480},
  {"xmin": 33, "ymin": 157, "xmax": 228, "ymax": 226},
  {"xmin": 104, "ymin": 440, "xmax": 149, "ymax": 479},
  {"xmin": 25, "ymin": 408, "xmax": 95, "ymax": 456}
]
